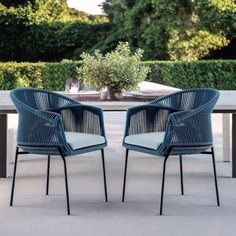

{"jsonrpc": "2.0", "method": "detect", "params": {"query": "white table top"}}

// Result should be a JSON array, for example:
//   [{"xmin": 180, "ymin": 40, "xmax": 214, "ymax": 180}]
[{"xmin": 0, "ymin": 90, "xmax": 235, "ymax": 113}]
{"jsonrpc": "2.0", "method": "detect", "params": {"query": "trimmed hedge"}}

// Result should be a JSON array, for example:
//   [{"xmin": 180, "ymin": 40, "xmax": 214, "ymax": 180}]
[
  {"xmin": 0, "ymin": 61, "xmax": 82, "ymax": 91},
  {"xmin": 0, "ymin": 60, "xmax": 236, "ymax": 90},
  {"xmin": 145, "ymin": 60, "xmax": 236, "ymax": 89}
]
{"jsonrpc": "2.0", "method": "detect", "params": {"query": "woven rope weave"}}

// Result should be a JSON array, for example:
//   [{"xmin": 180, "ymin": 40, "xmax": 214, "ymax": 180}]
[
  {"xmin": 10, "ymin": 88, "xmax": 107, "ymax": 156},
  {"xmin": 123, "ymin": 88, "xmax": 219, "ymax": 155}
]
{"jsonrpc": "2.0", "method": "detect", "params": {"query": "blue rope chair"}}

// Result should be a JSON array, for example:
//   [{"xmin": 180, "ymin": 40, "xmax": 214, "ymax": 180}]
[
  {"xmin": 122, "ymin": 88, "xmax": 220, "ymax": 215},
  {"xmin": 10, "ymin": 88, "xmax": 108, "ymax": 215}
]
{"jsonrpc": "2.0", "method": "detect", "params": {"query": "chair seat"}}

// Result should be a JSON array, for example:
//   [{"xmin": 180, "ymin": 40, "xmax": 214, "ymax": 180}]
[
  {"xmin": 124, "ymin": 132, "xmax": 165, "ymax": 150},
  {"xmin": 65, "ymin": 132, "xmax": 105, "ymax": 150}
]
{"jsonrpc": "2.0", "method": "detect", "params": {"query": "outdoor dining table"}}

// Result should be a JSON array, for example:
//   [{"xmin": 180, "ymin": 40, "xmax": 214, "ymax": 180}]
[{"xmin": 0, "ymin": 90, "xmax": 235, "ymax": 178}]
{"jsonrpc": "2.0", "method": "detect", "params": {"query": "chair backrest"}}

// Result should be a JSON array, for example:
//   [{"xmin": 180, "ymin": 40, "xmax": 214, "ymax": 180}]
[
  {"xmin": 150, "ymin": 88, "xmax": 219, "ymax": 112},
  {"xmin": 155, "ymin": 88, "xmax": 220, "ymax": 154},
  {"xmin": 10, "ymin": 88, "xmax": 77, "ymax": 113}
]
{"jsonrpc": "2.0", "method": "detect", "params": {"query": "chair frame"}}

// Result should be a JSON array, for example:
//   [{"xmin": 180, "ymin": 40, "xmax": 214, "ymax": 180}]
[
  {"xmin": 122, "ymin": 146, "xmax": 220, "ymax": 215},
  {"xmin": 10, "ymin": 146, "xmax": 108, "ymax": 215},
  {"xmin": 122, "ymin": 88, "xmax": 220, "ymax": 215},
  {"xmin": 10, "ymin": 88, "xmax": 108, "ymax": 215}
]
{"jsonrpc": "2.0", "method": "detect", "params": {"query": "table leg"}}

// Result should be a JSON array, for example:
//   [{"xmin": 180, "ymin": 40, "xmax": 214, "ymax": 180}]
[
  {"xmin": 222, "ymin": 114, "xmax": 231, "ymax": 162},
  {"xmin": 232, "ymin": 114, "xmax": 236, "ymax": 177},
  {"xmin": 0, "ymin": 114, "xmax": 7, "ymax": 178}
]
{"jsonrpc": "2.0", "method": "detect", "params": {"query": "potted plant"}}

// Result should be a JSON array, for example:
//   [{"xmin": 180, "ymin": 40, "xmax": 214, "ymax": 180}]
[{"xmin": 78, "ymin": 42, "xmax": 150, "ymax": 100}]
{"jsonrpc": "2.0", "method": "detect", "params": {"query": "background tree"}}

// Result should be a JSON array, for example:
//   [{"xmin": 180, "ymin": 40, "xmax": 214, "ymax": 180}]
[
  {"xmin": 1, "ymin": 0, "xmax": 236, "ymax": 61},
  {"xmin": 0, "ymin": 0, "xmax": 36, "ymax": 7},
  {"xmin": 0, "ymin": 0, "xmax": 108, "ymax": 61},
  {"xmin": 102, "ymin": 0, "xmax": 236, "ymax": 60}
]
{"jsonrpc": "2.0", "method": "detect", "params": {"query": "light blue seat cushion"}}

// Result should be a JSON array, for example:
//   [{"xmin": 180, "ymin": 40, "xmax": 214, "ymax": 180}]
[
  {"xmin": 65, "ymin": 132, "xmax": 105, "ymax": 150},
  {"xmin": 124, "ymin": 132, "xmax": 165, "ymax": 150}
]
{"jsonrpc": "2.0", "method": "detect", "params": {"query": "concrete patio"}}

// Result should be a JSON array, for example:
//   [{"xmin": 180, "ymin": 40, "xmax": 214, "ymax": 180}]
[{"xmin": 0, "ymin": 112, "xmax": 235, "ymax": 236}]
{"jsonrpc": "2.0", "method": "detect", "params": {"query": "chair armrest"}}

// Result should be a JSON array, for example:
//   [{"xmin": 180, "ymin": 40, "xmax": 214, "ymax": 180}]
[
  {"xmin": 48, "ymin": 104, "xmax": 106, "ymax": 136},
  {"xmin": 37, "ymin": 110, "xmax": 61, "ymax": 122},
  {"xmin": 168, "ymin": 100, "xmax": 213, "ymax": 123},
  {"xmin": 163, "ymin": 108, "xmax": 214, "ymax": 147},
  {"xmin": 17, "ymin": 109, "xmax": 67, "ymax": 147},
  {"xmin": 124, "ymin": 104, "xmax": 180, "ymax": 137}
]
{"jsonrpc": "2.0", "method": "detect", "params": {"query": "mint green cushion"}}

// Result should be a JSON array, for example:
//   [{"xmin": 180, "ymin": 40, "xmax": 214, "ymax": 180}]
[
  {"xmin": 65, "ymin": 132, "xmax": 105, "ymax": 150},
  {"xmin": 124, "ymin": 132, "xmax": 165, "ymax": 150}
]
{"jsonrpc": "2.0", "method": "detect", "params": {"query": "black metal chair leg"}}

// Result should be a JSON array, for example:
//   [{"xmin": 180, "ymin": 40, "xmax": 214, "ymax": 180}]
[
  {"xmin": 211, "ymin": 147, "xmax": 220, "ymax": 206},
  {"xmin": 122, "ymin": 149, "xmax": 129, "ymax": 202},
  {"xmin": 179, "ymin": 155, "xmax": 184, "ymax": 195},
  {"xmin": 159, "ymin": 149, "xmax": 171, "ymax": 215},
  {"xmin": 46, "ymin": 155, "xmax": 50, "ymax": 195},
  {"xmin": 58, "ymin": 150, "xmax": 70, "ymax": 215},
  {"xmin": 101, "ymin": 149, "xmax": 108, "ymax": 202},
  {"xmin": 10, "ymin": 147, "xmax": 19, "ymax": 206}
]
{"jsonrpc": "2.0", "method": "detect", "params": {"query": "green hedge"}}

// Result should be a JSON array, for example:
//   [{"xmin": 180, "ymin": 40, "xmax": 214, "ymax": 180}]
[
  {"xmin": 0, "ymin": 3, "xmax": 110, "ymax": 62},
  {"xmin": 0, "ymin": 61, "xmax": 82, "ymax": 90},
  {"xmin": 145, "ymin": 60, "xmax": 236, "ymax": 89},
  {"xmin": 0, "ymin": 60, "xmax": 236, "ymax": 90}
]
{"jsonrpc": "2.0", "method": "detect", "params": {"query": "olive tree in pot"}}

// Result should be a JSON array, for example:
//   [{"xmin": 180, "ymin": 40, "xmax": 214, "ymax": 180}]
[{"xmin": 78, "ymin": 42, "xmax": 150, "ymax": 100}]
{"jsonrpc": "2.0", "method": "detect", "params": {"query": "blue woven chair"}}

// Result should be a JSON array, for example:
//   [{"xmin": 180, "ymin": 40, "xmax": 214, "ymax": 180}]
[
  {"xmin": 10, "ymin": 88, "xmax": 108, "ymax": 215},
  {"xmin": 122, "ymin": 88, "xmax": 220, "ymax": 215}
]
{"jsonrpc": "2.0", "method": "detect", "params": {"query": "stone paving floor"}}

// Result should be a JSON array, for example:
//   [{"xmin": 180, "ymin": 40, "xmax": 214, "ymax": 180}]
[{"xmin": 0, "ymin": 113, "xmax": 235, "ymax": 236}]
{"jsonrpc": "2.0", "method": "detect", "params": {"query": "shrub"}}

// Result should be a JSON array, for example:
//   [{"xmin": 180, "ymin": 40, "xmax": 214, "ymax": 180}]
[
  {"xmin": 78, "ymin": 42, "xmax": 150, "ymax": 92},
  {"xmin": 0, "ymin": 60, "xmax": 236, "ymax": 91}
]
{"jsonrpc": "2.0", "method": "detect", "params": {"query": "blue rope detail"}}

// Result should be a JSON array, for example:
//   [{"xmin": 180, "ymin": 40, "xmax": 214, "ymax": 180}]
[
  {"xmin": 10, "ymin": 88, "xmax": 107, "ymax": 156},
  {"xmin": 123, "ymin": 88, "xmax": 219, "ymax": 156}
]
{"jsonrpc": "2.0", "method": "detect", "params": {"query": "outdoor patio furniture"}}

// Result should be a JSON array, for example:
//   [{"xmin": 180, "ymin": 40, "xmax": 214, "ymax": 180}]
[
  {"xmin": 122, "ymin": 88, "xmax": 220, "ymax": 215},
  {"xmin": 9, "ymin": 88, "xmax": 108, "ymax": 215}
]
